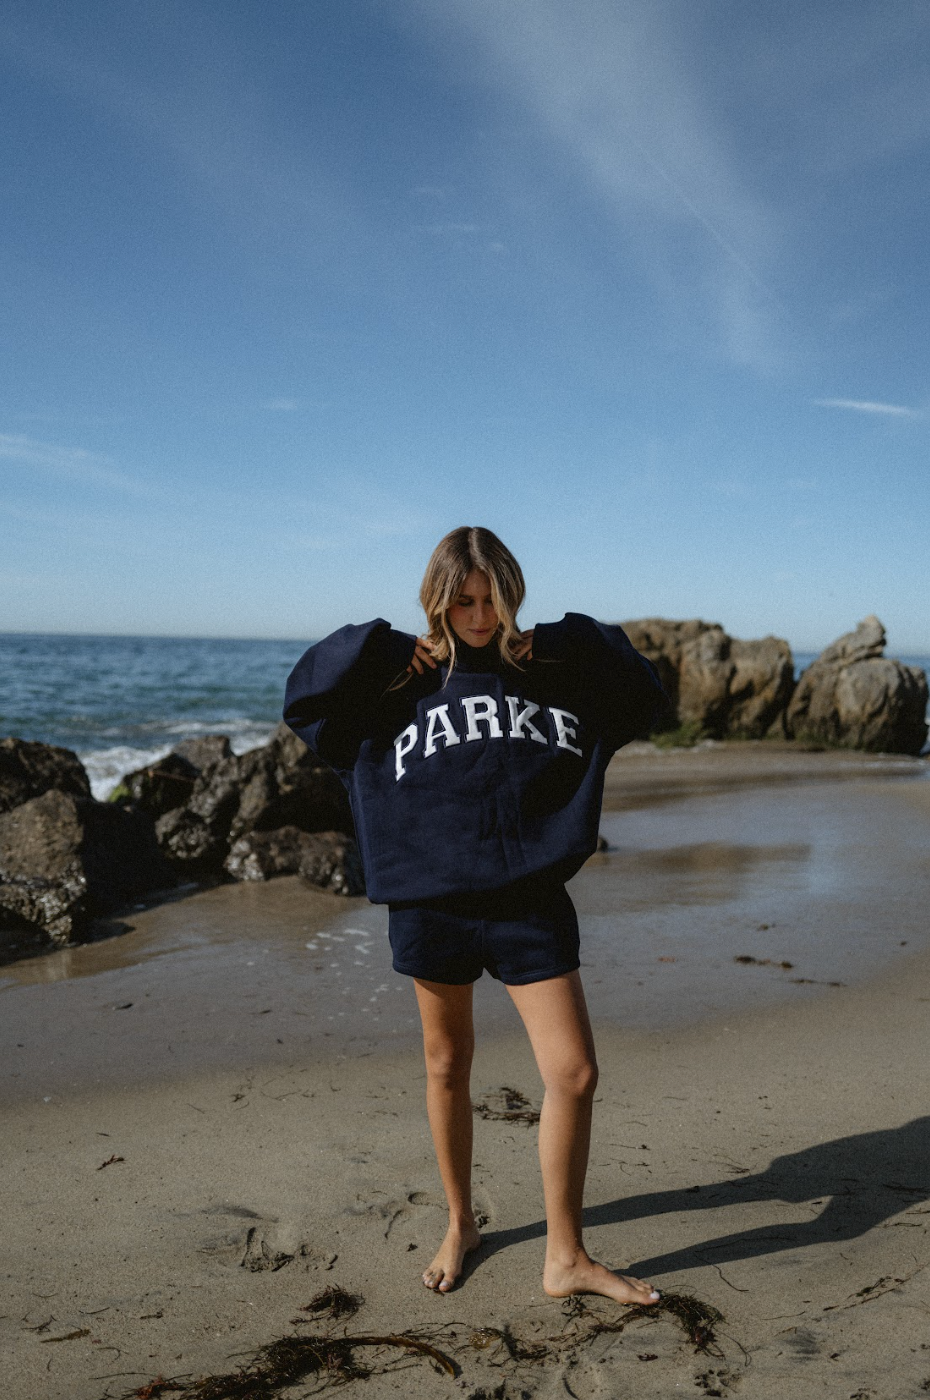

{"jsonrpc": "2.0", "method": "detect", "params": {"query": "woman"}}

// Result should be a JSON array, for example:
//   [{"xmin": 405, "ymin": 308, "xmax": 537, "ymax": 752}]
[{"xmin": 284, "ymin": 526, "xmax": 666, "ymax": 1304}]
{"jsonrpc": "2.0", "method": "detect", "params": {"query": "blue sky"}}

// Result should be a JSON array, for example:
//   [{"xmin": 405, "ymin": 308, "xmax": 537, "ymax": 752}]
[{"xmin": 1, "ymin": 0, "xmax": 928, "ymax": 653}]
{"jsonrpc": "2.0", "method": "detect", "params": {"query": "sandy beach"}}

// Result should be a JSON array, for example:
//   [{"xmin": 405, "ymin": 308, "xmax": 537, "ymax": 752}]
[{"xmin": 3, "ymin": 742, "xmax": 930, "ymax": 1399}]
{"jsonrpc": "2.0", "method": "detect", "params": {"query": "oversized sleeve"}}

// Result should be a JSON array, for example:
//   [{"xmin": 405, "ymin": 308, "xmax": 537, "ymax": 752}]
[
  {"xmin": 531, "ymin": 612, "xmax": 670, "ymax": 750},
  {"xmin": 283, "ymin": 619, "xmax": 417, "ymax": 770}
]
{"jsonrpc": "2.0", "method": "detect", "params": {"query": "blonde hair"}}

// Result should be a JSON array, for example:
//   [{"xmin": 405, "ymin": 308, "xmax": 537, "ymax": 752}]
[{"xmin": 419, "ymin": 526, "xmax": 526, "ymax": 672}]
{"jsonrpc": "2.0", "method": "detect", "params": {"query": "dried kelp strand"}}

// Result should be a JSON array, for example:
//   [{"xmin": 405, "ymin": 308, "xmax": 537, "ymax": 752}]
[
  {"xmin": 117, "ymin": 1331, "xmax": 458, "ymax": 1399},
  {"xmin": 624, "ymin": 1291, "xmax": 724, "ymax": 1355},
  {"xmin": 300, "ymin": 1286, "xmax": 363, "ymax": 1320}
]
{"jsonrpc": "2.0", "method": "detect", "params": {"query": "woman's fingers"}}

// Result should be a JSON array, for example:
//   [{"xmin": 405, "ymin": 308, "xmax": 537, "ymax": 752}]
[
  {"xmin": 408, "ymin": 638, "xmax": 438, "ymax": 674},
  {"xmin": 513, "ymin": 628, "xmax": 534, "ymax": 661}
]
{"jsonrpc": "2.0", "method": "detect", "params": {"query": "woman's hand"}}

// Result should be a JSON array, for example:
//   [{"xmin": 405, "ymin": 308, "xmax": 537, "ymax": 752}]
[
  {"xmin": 513, "ymin": 629, "xmax": 534, "ymax": 661},
  {"xmin": 408, "ymin": 637, "xmax": 439, "ymax": 675}
]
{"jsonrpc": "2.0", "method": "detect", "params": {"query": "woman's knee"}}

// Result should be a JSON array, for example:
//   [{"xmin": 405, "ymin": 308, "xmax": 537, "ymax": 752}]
[
  {"xmin": 423, "ymin": 1034, "xmax": 474, "ymax": 1089},
  {"xmin": 543, "ymin": 1054, "xmax": 599, "ymax": 1101}
]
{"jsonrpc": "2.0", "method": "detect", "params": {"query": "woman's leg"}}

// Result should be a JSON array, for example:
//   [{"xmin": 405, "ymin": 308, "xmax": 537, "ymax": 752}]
[
  {"xmin": 413, "ymin": 977, "xmax": 483, "ymax": 1291},
  {"xmin": 506, "ymin": 970, "xmax": 660, "ymax": 1305}
]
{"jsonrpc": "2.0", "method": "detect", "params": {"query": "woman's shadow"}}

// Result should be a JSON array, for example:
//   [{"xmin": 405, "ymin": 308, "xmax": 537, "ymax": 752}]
[{"xmin": 479, "ymin": 1116, "xmax": 930, "ymax": 1277}]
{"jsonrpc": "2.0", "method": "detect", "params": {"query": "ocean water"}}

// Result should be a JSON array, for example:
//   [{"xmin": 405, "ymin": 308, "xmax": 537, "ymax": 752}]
[
  {"xmin": 0, "ymin": 633, "xmax": 310, "ymax": 798},
  {"xmin": 1, "ymin": 634, "xmax": 928, "ymax": 800}
]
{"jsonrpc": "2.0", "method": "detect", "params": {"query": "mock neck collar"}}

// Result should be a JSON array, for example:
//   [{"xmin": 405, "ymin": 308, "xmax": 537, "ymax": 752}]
[{"xmin": 450, "ymin": 636, "xmax": 508, "ymax": 674}]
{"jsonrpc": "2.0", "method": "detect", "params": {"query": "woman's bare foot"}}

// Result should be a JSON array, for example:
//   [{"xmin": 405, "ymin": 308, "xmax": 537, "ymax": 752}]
[
  {"xmin": 544, "ymin": 1251, "xmax": 661, "ymax": 1306},
  {"xmin": 422, "ymin": 1221, "xmax": 483, "ymax": 1293}
]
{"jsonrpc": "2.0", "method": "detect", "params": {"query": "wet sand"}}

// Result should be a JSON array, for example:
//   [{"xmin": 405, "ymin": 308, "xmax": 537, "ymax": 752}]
[
  {"xmin": 2, "ymin": 743, "xmax": 930, "ymax": 1398},
  {"xmin": 3, "ymin": 743, "xmax": 927, "ymax": 1101}
]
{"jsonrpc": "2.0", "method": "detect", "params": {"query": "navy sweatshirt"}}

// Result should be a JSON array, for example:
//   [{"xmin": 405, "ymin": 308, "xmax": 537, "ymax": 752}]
[{"xmin": 283, "ymin": 613, "xmax": 666, "ymax": 903}]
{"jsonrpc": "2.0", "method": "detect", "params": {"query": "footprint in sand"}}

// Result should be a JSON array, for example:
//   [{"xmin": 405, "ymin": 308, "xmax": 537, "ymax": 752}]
[
  {"xmin": 240, "ymin": 1228, "xmax": 336, "ymax": 1272},
  {"xmin": 195, "ymin": 1205, "xmax": 331, "ymax": 1272}
]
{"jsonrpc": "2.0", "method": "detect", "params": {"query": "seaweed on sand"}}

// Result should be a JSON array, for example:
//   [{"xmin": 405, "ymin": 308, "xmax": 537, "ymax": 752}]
[
  {"xmin": 111, "ymin": 1287, "xmax": 723, "ymax": 1397},
  {"xmin": 472, "ymin": 1086, "xmax": 541, "ymax": 1125},
  {"xmin": 623, "ymin": 1291, "xmax": 724, "ymax": 1355},
  {"xmin": 466, "ymin": 1290, "xmax": 724, "ymax": 1367},
  {"xmin": 297, "ymin": 1286, "xmax": 363, "ymax": 1321},
  {"xmin": 469, "ymin": 1325, "xmax": 551, "ymax": 1364},
  {"xmin": 112, "ymin": 1333, "xmax": 457, "ymax": 1399}
]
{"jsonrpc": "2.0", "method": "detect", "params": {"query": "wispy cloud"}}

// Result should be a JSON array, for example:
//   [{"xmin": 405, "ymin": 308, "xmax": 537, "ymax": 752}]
[
  {"xmin": 263, "ymin": 398, "xmax": 300, "ymax": 412},
  {"xmin": 812, "ymin": 398, "xmax": 922, "ymax": 419},
  {"xmin": 0, "ymin": 433, "xmax": 152, "ymax": 495},
  {"xmin": 408, "ymin": 0, "xmax": 782, "ymax": 367}
]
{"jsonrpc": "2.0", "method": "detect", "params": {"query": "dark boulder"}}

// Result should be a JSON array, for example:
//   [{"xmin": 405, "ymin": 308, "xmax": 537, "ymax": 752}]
[
  {"xmin": 154, "ymin": 804, "xmax": 229, "ymax": 875},
  {"xmin": 110, "ymin": 733, "xmax": 233, "ymax": 821},
  {"xmin": 154, "ymin": 724, "xmax": 353, "ymax": 876},
  {"xmin": 224, "ymin": 825, "xmax": 311, "ymax": 881},
  {"xmin": 0, "ymin": 790, "xmax": 173, "ymax": 946},
  {"xmin": 225, "ymin": 825, "xmax": 365, "ymax": 895},
  {"xmin": 155, "ymin": 751, "xmax": 249, "ymax": 874},
  {"xmin": 0, "ymin": 737, "xmax": 91, "ymax": 815},
  {"xmin": 298, "ymin": 832, "xmax": 365, "ymax": 896},
  {"xmin": 621, "ymin": 619, "xmax": 795, "ymax": 738},
  {"xmin": 109, "ymin": 751, "xmax": 198, "ymax": 819},
  {"xmin": 786, "ymin": 616, "xmax": 928, "ymax": 754},
  {"xmin": 171, "ymin": 734, "xmax": 233, "ymax": 771},
  {"xmin": 228, "ymin": 723, "xmax": 352, "ymax": 840}
]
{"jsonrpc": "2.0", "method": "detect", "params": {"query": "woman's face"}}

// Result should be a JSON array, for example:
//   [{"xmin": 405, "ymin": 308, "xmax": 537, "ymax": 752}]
[{"xmin": 447, "ymin": 568, "xmax": 499, "ymax": 647}]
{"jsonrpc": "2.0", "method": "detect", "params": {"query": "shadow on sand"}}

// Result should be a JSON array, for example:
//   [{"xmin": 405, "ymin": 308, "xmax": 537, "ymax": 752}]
[{"xmin": 478, "ymin": 1116, "xmax": 930, "ymax": 1278}]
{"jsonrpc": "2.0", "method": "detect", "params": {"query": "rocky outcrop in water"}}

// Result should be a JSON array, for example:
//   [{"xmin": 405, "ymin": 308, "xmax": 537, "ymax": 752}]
[
  {"xmin": 224, "ymin": 826, "xmax": 364, "ymax": 895},
  {"xmin": 786, "ymin": 616, "xmax": 928, "ymax": 754},
  {"xmin": 0, "ymin": 723, "xmax": 359, "ymax": 955},
  {"xmin": 110, "ymin": 734, "xmax": 232, "ymax": 821},
  {"xmin": 0, "ymin": 737, "xmax": 91, "ymax": 814},
  {"xmin": 0, "ymin": 790, "xmax": 171, "ymax": 945},
  {"xmin": 620, "ymin": 619, "xmax": 795, "ymax": 738},
  {"xmin": 152, "ymin": 723, "xmax": 353, "ymax": 876}
]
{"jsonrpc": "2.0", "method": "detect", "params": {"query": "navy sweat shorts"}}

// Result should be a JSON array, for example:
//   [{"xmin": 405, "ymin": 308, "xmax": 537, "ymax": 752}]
[{"xmin": 387, "ymin": 878, "xmax": 580, "ymax": 986}]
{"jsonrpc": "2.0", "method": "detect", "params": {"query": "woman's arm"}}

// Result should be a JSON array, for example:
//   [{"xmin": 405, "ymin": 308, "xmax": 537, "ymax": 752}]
[
  {"xmin": 530, "ymin": 613, "xmax": 669, "ymax": 748},
  {"xmin": 283, "ymin": 618, "xmax": 423, "ymax": 766}
]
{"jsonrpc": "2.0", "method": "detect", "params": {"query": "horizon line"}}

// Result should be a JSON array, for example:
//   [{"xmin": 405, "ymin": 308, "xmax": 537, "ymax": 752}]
[{"xmin": 2, "ymin": 628, "xmax": 929, "ymax": 659}]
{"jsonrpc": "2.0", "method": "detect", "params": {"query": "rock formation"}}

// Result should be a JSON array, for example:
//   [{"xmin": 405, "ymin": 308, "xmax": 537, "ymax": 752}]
[
  {"xmin": 786, "ymin": 615, "xmax": 928, "ymax": 754},
  {"xmin": 621, "ymin": 619, "xmax": 795, "ymax": 738},
  {"xmin": 110, "ymin": 734, "xmax": 232, "ymax": 821},
  {"xmin": 0, "ymin": 790, "xmax": 171, "ymax": 945},
  {"xmin": 152, "ymin": 723, "xmax": 353, "ymax": 876},
  {"xmin": 225, "ymin": 826, "xmax": 364, "ymax": 895},
  {"xmin": 0, "ymin": 723, "xmax": 358, "ymax": 953},
  {"xmin": 4, "ymin": 612, "xmax": 922, "ymax": 956},
  {"xmin": 0, "ymin": 737, "xmax": 91, "ymax": 814}
]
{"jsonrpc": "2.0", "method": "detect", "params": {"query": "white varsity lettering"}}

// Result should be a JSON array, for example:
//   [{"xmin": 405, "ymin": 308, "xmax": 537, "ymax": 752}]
[
  {"xmin": 460, "ymin": 694, "xmax": 503, "ymax": 742},
  {"xmin": 393, "ymin": 694, "xmax": 584, "ymax": 779},
  {"xmin": 550, "ymin": 707, "xmax": 583, "ymax": 756},
  {"xmin": 394, "ymin": 722, "xmax": 418, "ymax": 780},
  {"xmin": 423, "ymin": 703, "xmax": 461, "ymax": 758},
  {"xmin": 505, "ymin": 695, "xmax": 548, "ymax": 745}
]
